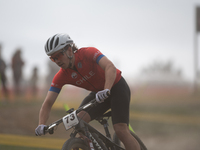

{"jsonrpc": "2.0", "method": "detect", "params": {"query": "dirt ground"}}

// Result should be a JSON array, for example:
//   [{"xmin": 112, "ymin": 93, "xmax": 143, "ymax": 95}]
[{"xmin": 0, "ymin": 94, "xmax": 200, "ymax": 150}]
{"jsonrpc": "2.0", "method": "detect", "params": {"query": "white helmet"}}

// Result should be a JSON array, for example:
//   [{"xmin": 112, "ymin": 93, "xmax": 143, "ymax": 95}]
[{"xmin": 45, "ymin": 33, "xmax": 73, "ymax": 56}]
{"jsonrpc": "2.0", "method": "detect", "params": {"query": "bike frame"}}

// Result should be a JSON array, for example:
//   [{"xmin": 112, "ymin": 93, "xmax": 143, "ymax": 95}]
[
  {"xmin": 71, "ymin": 116, "xmax": 125, "ymax": 150},
  {"xmin": 45, "ymin": 99, "xmax": 125, "ymax": 150}
]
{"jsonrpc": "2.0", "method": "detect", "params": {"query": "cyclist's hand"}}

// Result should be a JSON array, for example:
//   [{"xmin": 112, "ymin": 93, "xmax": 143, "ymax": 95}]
[
  {"xmin": 35, "ymin": 124, "xmax": 47, "ymax": 136},
  {"xmin": 96, "ymin": 89, "xmax": 110, "ymax": 103}
]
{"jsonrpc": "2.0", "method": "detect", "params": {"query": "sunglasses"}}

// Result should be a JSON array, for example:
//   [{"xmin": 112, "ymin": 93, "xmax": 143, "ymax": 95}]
[{"xmin": 50, "ymin": 49, "xmax": 66, "ymax": 62}]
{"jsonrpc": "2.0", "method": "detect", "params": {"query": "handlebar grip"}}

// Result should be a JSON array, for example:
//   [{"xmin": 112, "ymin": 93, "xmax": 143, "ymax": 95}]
[
  {"xmin": 43, "ymin": 126, "xmax": 49, "ymax": 135},
  {"xmin": 106, "ymin": 91, "xmax": 110, "ymax": 97},
  {"xmin": 93, "ymin": 90, "xmax": 110, "ymax": 104}
]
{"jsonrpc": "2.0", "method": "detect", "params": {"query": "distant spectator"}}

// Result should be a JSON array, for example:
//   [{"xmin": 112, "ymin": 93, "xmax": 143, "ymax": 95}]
[
  {"xmin": 46, "ymin": 60, "xmax": 59, "ymax": 85},
  {"xmin": 11, "ymin": 48, "xmax": 24, "ymax": 96},
  {"xmin": 30, "ymin": 66, "xmax": 38, "ymax": 97},
  {"xmin": 0, "ymin": 44, "xmax": 8, "ymax": 99}
]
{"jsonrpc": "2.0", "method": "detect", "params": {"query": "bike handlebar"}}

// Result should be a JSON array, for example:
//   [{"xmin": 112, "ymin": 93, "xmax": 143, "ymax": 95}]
[
  {"xmin": 44, "ymin": 98, "xmax": 97, "ymax": 134},
  {"xmin": 44, "ymin": 91, "xmax": 110, "ymax": 135}
]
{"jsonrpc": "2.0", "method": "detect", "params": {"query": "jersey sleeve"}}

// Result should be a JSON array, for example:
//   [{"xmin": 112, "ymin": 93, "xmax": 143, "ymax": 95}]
[
  {"xmin": 49, "ymin": 69, "xmax": 66, "ymax": 93},
  {"xmin": 85, "ymin": 47, "xmax": 105, "ymax": 64}
]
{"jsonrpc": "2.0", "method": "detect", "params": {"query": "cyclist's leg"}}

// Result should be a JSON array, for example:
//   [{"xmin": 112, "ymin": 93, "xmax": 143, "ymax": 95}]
[
  {"xmin": 113, "ymin": 123, "xmax": 140, "ymax": 150},
  {"xmin": 77, "ymin": 111, "xmax": 91, "ymax": 123},
  {"xmin": 78, "ymin": 91, "xmax": 111, "ymax": 122},
  {"xmin": 111, "ymin": 77, "xmax": 140, "ymax": 150},
  {"xmin": 77, "ymin": 92, "xmax": 95, "ymax": 122}
]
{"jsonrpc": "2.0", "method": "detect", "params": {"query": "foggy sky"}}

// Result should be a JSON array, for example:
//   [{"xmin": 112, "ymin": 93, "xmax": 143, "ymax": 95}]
[{"xmin": 0, "ymin": 0, "xmax": 200, "ymax": 83}]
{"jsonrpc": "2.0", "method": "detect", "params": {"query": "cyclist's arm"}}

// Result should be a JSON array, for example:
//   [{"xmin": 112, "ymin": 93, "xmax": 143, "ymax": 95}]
[
  {"xmin": 98, "ymin": 56, "xmax": 116, "ymax": 90},
  {"xmin": 38, "ymin": 91, "xmax": 59, "ymax": 125}
]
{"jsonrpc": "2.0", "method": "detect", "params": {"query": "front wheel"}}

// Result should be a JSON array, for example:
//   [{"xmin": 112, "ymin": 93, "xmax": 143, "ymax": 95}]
[
  {"xmin": 62, "ymin": 137, "xmax": 89, "ymax": 150},
  {"xmin": 113, "ymin": 131, "xmax": 147, "ymax": 150}
]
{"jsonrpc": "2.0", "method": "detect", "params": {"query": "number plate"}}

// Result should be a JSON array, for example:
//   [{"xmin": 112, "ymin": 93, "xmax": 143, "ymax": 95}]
[{"xmin": 62, "ymin": 110, "xmax": 79, "ymax": 130}]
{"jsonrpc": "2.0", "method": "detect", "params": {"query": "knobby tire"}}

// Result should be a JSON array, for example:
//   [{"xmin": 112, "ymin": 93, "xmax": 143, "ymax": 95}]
[{"xmin": 62, "ymin": 137, "xmax": 89, "ymax": 150}]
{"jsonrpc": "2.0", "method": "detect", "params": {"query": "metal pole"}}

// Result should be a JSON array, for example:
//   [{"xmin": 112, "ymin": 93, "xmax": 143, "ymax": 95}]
[
  {"xmin": 194, "ymin": 29, "xmax": 198, "ymax": 94},
  {"xmin": 194, "ymin": 6, "xmax": 200, "ymax": 94}
]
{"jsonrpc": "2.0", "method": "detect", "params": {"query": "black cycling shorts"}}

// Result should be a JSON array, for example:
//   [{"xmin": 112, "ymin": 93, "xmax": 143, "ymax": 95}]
[{"xmin": 79, "ymin": 77, "xmax": 131, "ymax": 125}]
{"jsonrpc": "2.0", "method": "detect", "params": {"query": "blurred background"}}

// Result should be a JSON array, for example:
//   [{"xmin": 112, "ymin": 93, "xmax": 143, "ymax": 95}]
[{"xmin": 0, "ymin": 0, "xmax": 200, "ymax": 150}]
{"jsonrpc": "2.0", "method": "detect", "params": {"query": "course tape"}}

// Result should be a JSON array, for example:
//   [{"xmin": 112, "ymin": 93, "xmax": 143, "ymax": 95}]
[{"xmin": 0, "ymin": 134, "xmax": 66, "ymax": 149}]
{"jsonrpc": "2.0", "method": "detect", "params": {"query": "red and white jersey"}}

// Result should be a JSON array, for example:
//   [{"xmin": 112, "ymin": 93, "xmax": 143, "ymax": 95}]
[{"xmin": 49, "ymin": 47, "xmax": 121, "ymax": 93}]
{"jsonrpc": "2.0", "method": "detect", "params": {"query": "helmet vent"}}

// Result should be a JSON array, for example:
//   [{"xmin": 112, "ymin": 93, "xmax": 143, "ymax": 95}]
[
  {"xmin": 50, "ymin": 34, "xmax": 56, "ymax": 50},
  {"xmin": 45, "ymin": 39, "xmax": 50, "ymax": 52},
  {"xmin": 55, "ymin": 37, "xmax": 59, "ymax": 48}
]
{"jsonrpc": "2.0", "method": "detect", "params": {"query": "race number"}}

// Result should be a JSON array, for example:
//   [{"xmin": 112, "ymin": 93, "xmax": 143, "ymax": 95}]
[{"xmin": 62, "ymin": 110, "xmax": 79, "ymax": 130}]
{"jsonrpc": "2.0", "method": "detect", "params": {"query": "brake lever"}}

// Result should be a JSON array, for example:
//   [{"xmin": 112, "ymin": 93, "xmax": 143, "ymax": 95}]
[
  {"xmin": 49, "ymin": 128, "xmax": 54, "ymax": 134},
  {"xmin": 47, "ymin": 123, "xmax": 57, "ymax": 134}
]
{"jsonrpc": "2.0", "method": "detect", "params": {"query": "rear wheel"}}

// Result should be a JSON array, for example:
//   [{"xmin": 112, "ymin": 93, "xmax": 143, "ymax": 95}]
[
  {"xmin": 113, "ymin": 131, "xmax": 147, "ymax": 150},
  {"xmin": 62, "ymin": 137, "xmax": 89, "ymax": 150}
]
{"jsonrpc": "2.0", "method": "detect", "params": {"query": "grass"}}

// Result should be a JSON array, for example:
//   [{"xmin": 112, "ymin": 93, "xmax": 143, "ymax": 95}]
[
  {"xmin": 131, "ymin": 94, "xmax": 200, "ymax": 116},
  {"xmin": 1, "ymin": 93, "xmax": 200, "ymax": 150},
  {"xmin": 0, "ymin": 145, "xmax": 59, "ymax": 150}
]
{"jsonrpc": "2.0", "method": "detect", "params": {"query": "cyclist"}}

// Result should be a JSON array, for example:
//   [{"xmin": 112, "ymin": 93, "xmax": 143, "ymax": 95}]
[{"xmin": 35, "ymin": 34, "xmax": 140, "ymax": 150}]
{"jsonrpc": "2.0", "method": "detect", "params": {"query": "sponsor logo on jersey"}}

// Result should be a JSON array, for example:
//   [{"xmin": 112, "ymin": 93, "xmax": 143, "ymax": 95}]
[
  {"xmin": 51, "ymin": 82, "xmax": 59, "ymax": 87},
  {"xmin": 71, "ymin": 72, "xmax": 78, "ymax": 79},
  {"xmin": 78, "ymin": 62, "xmax": 82, "ymax": 68},
  {"xmin": 93, "ymin": 51, "xmax": 100, "ymax": 61},
  {"xmin": 76, "ymin": 71, "xmax": 95, "ymax": 85}
]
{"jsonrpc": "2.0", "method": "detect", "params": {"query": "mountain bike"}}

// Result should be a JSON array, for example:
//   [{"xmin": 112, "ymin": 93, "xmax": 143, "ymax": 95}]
[{"xmin": 44, "ymin": 99, "xmax": 148, "ymax": 150}]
